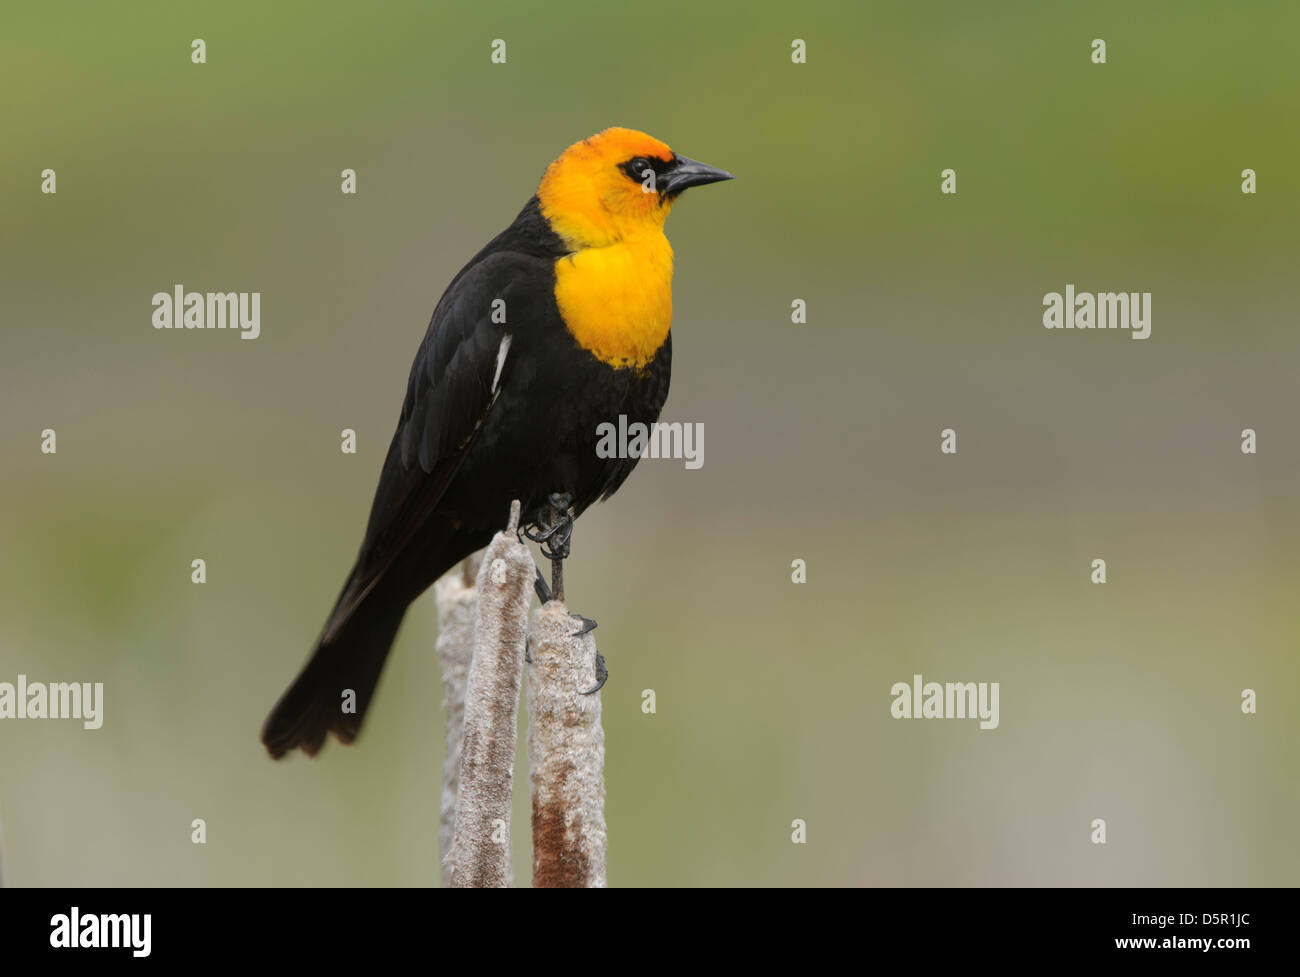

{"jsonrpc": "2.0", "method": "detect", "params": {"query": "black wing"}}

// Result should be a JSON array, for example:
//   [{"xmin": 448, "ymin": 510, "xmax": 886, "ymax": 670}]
[{"xmin": 322, "ymin": 243, "xmax": 558, "ymax": 640}]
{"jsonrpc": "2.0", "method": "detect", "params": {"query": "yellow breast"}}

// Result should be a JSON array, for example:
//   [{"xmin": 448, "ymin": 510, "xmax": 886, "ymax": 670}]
[{"xmin": 552, "ymin": 232, "xmax": 673, "ymax": 370}]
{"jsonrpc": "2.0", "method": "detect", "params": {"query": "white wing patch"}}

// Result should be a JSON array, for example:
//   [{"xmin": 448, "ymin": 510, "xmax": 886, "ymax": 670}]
[{"xmin": 491, "ymin": 334, "xmax": 512, "ymax": 395}]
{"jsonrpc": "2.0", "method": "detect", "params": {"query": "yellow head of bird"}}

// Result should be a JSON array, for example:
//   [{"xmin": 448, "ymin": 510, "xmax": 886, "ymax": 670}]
[{"xmin": 538, "ymin": 127, "xmax": 733, "ymax": 249}]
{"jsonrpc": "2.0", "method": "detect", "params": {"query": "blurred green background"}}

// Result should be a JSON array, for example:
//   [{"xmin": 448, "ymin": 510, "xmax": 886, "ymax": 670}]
[{"xmin": 2, "ymin": 0, "xmax": 1297, "ymax": 886}]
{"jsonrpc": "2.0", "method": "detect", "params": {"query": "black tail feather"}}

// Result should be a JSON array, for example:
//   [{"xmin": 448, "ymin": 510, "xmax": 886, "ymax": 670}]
[{"xmin": 261, "ymin": 587, "xmax": 409, "ymax": 759}]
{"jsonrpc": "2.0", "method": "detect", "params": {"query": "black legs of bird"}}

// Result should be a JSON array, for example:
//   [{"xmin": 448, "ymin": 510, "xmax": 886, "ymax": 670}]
[
  {"xmin": 583, "ymin": 653, "xmax": 609, "ymax": 695},
  {"xmin": 523, "ymin": 492, "xmax": 607, "ymax": 694},
  {"xmin": 526, "ymin": 492, "xmax": 576, "ymax": 603}
]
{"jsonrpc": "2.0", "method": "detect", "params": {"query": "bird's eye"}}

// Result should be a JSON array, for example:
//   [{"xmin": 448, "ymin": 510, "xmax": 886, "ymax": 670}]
[{"xmin": 624, "ymin": 157, "xmax": 652, "ymax": 181}]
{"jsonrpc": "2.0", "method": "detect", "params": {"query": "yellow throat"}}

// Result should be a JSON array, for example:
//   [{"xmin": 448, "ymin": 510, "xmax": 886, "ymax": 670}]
[{"xmin": 537, "ymin": 129, "xmax": 678, "ymax": 370}]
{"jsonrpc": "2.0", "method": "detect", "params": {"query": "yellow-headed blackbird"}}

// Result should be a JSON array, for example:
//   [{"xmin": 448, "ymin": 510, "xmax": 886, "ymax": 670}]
[{"xmin": 262, "ymin": 128, "xmax": 732, "ymax": 758}]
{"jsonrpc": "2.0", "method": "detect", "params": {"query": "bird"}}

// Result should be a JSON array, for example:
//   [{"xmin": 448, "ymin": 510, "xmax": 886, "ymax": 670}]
[{"xmin": 261, "ymin": 127, "xmax": 733, "ymax": 758}]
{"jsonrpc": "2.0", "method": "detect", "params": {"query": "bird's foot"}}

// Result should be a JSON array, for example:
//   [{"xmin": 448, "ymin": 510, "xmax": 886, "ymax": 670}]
[
  {"xmin": 524, "ymin": 492, "xmax": 574, "ymax": 602},
  {"xmin": 533, "ymin": 565, "xmax": 552, "ymax": 605},
  {"xmin": 581, "ymin": 651, "xmax": 608, "ymax": 696},
  {"xmin": 522, "ymin": 492, "xmax": 574, "ymax": 562},
  {"xmin": 523, "ymin": 492, "xmax": 603, "ymax": 690}
]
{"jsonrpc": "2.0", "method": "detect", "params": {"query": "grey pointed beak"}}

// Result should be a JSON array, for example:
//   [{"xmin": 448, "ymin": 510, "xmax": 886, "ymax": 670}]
[{"xmin": 662, "ymin": 155, "xmax": 735, "ymax": 196}]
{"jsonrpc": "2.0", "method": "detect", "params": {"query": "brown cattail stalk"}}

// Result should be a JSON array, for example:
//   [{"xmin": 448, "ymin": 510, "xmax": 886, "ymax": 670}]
[
  {"xmin": 433, "ymin": 551, "xmax": 481, "ymax": 878},
  {"xmin": 445, "ymin": 502, "xmax": 532, "ymax": 888},
  {"xmin": 527, "ymin": 601, "xmax": 607, "ymax": 887}
]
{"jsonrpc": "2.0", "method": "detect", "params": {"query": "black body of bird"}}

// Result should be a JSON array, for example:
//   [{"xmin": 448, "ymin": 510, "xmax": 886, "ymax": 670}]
[{"xmin": 262, "ymin": 128, "xmax": 732, "ymax": 758}]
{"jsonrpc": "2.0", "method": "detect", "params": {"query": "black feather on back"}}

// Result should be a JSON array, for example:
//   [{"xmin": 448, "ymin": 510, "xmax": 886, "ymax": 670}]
[{"xmin": 327, "ymin": 198, "xmax": 569, "ymax": 632}]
